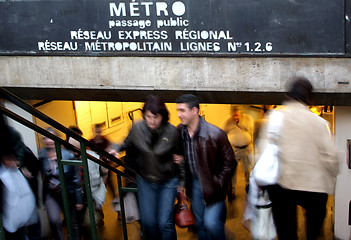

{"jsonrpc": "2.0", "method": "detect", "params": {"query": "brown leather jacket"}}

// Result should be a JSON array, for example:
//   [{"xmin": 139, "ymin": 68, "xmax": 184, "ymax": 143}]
[{"xmin": 178, "ymin": 117, "xmax": 236, "ymax": 205}]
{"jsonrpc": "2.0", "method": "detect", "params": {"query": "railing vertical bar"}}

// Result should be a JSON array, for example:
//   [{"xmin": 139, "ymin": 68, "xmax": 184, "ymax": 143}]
[
  {"xmin": 55, "ymin": 141, "xmax": 73, "ymax": 240},
  {"xmin": 117, "ymin": 174, "xmax": 128, "ymax": 240},
  {"xmin": 80, "ymin": 141, "xmax": 98, "ymax": 240}
]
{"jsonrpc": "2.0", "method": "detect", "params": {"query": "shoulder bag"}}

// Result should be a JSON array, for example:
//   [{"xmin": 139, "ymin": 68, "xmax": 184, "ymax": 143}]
[
  {"xmin": 252, "ymin": 110, "xmax": 284, "ymax": 186},
  {"xmin": 174, "ymin": 191, "xmax": 195, "ymax": 228}
]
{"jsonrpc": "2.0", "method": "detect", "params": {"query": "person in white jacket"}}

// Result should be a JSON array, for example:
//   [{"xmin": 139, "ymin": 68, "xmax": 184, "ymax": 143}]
[{"xmin": 257, "ymin": 77, "xmax": 339, "ymax": 240}]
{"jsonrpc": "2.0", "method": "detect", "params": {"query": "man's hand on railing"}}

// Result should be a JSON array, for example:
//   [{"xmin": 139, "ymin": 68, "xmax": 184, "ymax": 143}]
[
  {"xmin": 107, "ymin": 148, "xmax": 119, "ymax": 158},
  {"xmin": 99, "ymin": 147, "xmax": 120, "ymax": 168}
]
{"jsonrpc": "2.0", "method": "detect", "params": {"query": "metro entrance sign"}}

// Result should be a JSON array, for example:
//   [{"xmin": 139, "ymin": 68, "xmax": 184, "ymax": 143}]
[{"xmin": 0, "ymin": 0, "xmax": 345, "ymax": 56}]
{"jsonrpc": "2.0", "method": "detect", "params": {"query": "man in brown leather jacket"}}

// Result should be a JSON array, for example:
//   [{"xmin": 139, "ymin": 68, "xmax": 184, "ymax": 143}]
[{"xmin": 175, "ymin": 94, "xmax": 236, "ymax": 240}]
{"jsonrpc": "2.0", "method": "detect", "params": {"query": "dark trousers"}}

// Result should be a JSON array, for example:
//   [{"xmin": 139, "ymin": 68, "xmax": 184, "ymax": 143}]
[
  {"xmin": 267, "ymin": 184, "xmax": 328, "ymax": 240},
  {"xmin": 4, "ymin": 227, "xmax": 26, "ymax": 240},
  {"xmin": 45, "ymin": 193, "xmax": 79, "ymax": 240}
]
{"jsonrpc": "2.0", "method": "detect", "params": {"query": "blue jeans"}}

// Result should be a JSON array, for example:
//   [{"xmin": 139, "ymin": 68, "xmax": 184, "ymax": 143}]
[
  {"xmin": 191, "ymin": 178, "xmax": 226, "ymax": 240},
  {"xmin": 137, "ymin": 175, "xmax": 178, "ymax": 240}
]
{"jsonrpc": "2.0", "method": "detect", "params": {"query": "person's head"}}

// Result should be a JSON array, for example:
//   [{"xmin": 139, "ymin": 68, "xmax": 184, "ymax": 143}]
[
  {"xmin": 0, "ymin": 113, "xmax": 8, "ymax": 135},
  {"xmin": 286, "ymin": 77, "xmax": 313, "ymax": 105},
  {"xmin": 93, "ymin": 123, "xmax": 103, "ymax": 137},
  {"xmin": 176, "ymin": 94, "xmax": 200, "ymax": 126},
  {"xmin": 0, "ymin": 113, "xmax": 17, "ymax": 168},
  {"xmin": 43, "ymin": 127, "xmax": 58, "ymax": 149},
  {"xmin": 0, "ymin": 113, "xmax": 11, "ymax": 154},
  {"xmin": 67, "ymin": 126, "xmax": 83, "ymax": 149},
  {"xmin": 142, "ymin": 95, "xmax": 169, "ymax": 129},
  {"xmin": 231, "ymin": 106, "xmax": 241, "ymax": 123}
]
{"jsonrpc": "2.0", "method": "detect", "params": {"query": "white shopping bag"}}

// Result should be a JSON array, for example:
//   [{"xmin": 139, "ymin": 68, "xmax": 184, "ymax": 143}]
[{"xmin": 0, "ymin": 165, "xmax": 37, "ymax": 233}]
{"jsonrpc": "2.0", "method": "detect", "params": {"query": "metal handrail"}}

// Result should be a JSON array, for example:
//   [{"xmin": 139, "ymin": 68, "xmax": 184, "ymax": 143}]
[
  {"xmin": 0, "ymin": 105, "xmax": 132, "ymax": 180},
  {"xmin": 0, "ymin": 87, "xmax": 136, "ymax": 176},
  {"xmin": 0, "ymin": 87, "xmax": 138, "ymax": 240}
]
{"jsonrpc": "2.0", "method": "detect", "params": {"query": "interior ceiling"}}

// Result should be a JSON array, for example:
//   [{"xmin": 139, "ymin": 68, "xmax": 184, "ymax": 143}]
[{"xmin": 3, "ymin": 87, "xmax": 351, "ymax": 106}]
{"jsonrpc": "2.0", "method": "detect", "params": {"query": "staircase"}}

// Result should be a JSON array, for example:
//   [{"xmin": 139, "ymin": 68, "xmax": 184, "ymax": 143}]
[{"xmin": 0, "ymin": 87, "xmax": 138, "ymax": 240}]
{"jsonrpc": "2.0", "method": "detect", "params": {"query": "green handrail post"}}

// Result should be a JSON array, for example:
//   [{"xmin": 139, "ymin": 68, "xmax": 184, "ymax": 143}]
[
  {"xmin": 79, "ymin": 141, "xmax": 98, "ymax": 240},
  {"xmin": 117, "ymin": 174, "xmax": 128, "ymax": 240},
  {"xmin": 55, "ymin": 141, "xmax": 74, "ymax": 240}
]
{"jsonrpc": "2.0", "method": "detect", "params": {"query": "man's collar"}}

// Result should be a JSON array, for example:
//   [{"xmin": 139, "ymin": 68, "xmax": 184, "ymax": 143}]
[
  {"xmin": 197, "ymin": 116, "xmax": 207, "ymax": 138},
  {"xmin": 182, "ymin": 115, "xmax": 203, "ymax": 138}
]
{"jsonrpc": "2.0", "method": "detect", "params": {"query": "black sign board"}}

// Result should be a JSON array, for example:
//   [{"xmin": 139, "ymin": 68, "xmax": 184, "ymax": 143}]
[{"xmin": 0, "ymin": 0, "xmax": 345, "ymax": 56}]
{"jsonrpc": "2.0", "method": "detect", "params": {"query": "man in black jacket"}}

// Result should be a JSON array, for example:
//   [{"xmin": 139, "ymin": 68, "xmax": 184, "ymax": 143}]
[{"xmin": 175, "ymin": 94, "xmax": 236, "ymax": 240}]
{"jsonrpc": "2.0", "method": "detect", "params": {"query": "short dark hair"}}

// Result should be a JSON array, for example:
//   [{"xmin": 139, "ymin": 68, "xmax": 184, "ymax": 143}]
[
  {"xmin": 286, "ymin": 77, "xmax": 313, "ymax": 105},
  {"xmin": 142, "ymin": 95, "xmax": 169, "ymax": 124},
  {"xmin": 231, "ymin": 105, "xmax": 240, "ymax": 113},
  {"xmin": 0, "ymin": 113, "xmax": 14, "ymax": 157},
  {"xmin": 175, "ymin": 94, "xmax": 200, "ymax": 110},
  {"xmin": 67, "ymin": 126, "xmax": 83, "ymax": 142},
  {"xmin": 94, "ymin": 123, "xmax": 104, "ymax": 129}
]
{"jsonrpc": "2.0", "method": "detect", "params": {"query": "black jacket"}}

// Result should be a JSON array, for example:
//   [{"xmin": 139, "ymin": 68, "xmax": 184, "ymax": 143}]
[{"xmin": 119, "ymin": 121, "xmax": 185, "ymax": 185}]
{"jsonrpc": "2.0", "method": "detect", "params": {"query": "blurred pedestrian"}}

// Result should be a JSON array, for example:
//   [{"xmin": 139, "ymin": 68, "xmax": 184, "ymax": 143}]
[
  {"xmin": 258, "ymin": 77, "xmax": 339, "ymax": 240},
  {"xmin": 90, "ymin": 123, "xmax": 118, "ymax": 211},
  {"xmin": 39, "ymin": 127, "xmax": 83, "ymax": 240},
  {"xmin": 224, "ymin": 106, "xmax": 254, "ymax": 199},
  {"xmin": 0, "ymin": 113, "xmax": 38, "ymax": 240},
  {"xmin": 67, "ymin": 126, "xmax": 107, "ymax": 239}
]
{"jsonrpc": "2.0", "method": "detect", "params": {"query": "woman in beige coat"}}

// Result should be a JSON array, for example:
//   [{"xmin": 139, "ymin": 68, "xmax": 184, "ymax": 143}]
[{"xmin": 258, "ymin": 77, "xmax": 339, "ymax": 240}]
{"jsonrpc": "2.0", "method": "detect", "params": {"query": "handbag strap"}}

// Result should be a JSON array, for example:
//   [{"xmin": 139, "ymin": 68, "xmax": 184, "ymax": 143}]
[
  {"xmin": 177, "ymin": 191, "xmax": 187, "ymax": 202},
  {"xmin": 176, "ymin": 191, "xmax": 190, "ymax": 208}
]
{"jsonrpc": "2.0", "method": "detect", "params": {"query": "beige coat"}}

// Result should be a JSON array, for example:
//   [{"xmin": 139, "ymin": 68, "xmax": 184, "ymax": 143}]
[{"xmin": 257, "ymin": 101, "xmax": 339, "ymax": 194}]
